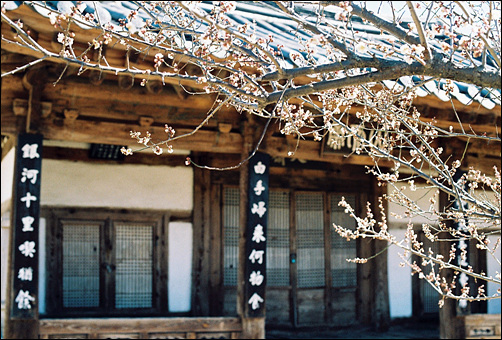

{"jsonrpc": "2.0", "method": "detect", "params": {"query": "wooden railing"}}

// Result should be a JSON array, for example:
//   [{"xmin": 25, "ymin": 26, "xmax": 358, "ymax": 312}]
[{"xmin": 38, "ymin": 317, "xmax": 242, "ymax": 339}]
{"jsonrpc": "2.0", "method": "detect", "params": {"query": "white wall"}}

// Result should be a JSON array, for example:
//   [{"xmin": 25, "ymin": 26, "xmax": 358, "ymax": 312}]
[
  {"xmin": 1, "ymin": 148, "xmax": 15, "ymax": 204},
  {"xmin": 387, "ymin": 184, "xmax": 437, "ymax": 318},
  {"xmin": 388, "ymin": 183, "xmax": 439, "ymax": 226},
  {"xmin": 41, "ymin": 159, "xmax": 193, "ymax": 211},
  {"xmin": 1, "ymin": 148, "xmax": 15, "ymax": 336},
  {"xmin": 168, "ymin": 222, "xmax": 193, "ymax": 312},
  {"xmin": 387, "ymin": 228, "xmax": 413, "ymax": 318}
]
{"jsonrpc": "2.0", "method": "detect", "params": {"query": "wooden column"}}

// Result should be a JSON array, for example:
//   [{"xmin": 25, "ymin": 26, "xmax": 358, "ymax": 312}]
[
  {"xmin": 371, "ymin": 177, "xmax": 390, "ymax": 331},
  {"xmin": 357, "ymin": 191, "xmax": 373, "ymax": 325},
  {"xmin": 438, "ymin": 190, "xmax": 460, "ymax": 339},
  {"xmin": 237, "ymin": 123, "xmax": 252, "ymax": 318},
  {"xmin": 209, "ymin": 181, "xmax": 223, "ymax": 315},
  {"xmin": 192, "ymin": 154, "xmax": 211, "ymax": 316},
  {"xmin": 4, "ymin": 133, "xmax": 43, "ymax": 339}
]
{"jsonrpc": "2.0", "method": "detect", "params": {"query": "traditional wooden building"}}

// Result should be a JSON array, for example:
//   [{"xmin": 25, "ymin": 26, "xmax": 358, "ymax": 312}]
[{"xmin": 1, "ymin": 1, "xmax": 500, "ymax": 339}]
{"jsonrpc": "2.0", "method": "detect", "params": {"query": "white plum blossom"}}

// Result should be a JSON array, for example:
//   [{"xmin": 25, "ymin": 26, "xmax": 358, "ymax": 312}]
[{"xmin": 355, "ymin": 42, "xmax": 368, "ymax": 54}]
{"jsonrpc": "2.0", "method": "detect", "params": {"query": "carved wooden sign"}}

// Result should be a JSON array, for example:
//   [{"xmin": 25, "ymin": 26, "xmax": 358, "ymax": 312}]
[
  {"xmin": 245, "ymin": 152, "xmax": 270, "ymax": 317},
  {"xmin": 10, "ymin": 133, "xmax": 43, "ymax": 319},
  {"xmin": 453, "ymin": 170, "xmax": 471, "ymax": 314},
  {"xmin": 325, "ymin": 125, "xmax": 388, "ymax": 154}
]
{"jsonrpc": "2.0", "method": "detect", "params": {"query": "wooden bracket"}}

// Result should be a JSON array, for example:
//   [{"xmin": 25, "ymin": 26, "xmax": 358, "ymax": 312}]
[
  {"xmin": 13, "ymin": 98, "xmax": 52, "ymax": 117},
  {"xmin": 146, "ymin": 80, "xmax": 163, "ymax": 94},
  {"xmin": 218, "ymin": 122, "xmax": 232, "ymax": 133},
  {"xmin": 64, "ymin": 109, "xmax": 79, "ymax": 122},
  {"xmin": 172, "ymin": 84, "xmax": 188, "ymax": 100},
  {"xmin": 118, "ymin": 74, "xmax": 134, "ymax": 90},
  {"xmin": 139, "ymin": 116, "xmax": 154, "ymax": 127},
  {"xmin": 89, "ymin": 70, "xmax": 106, "ymax": 85}
]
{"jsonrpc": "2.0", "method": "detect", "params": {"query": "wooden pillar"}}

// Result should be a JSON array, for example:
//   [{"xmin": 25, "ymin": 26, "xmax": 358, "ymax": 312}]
[
  {"xmin": 209, "ymin": 181, "xmax": 223, "ymax": 315},
  {"xmin": 438, "ymin": 190, "xmax": 456, "ymax": 339},
  {"xmin": 357, "ymin": 191, "xmax": 373, "ymax": 325},
  {"xmin": 4, "ymin": 133, "xmax": 43, "ymax": 339},
  {"xmin": 438, "ymin": 190, "xmax": 461, "ymax": 339},
  {"xmin": 192, "ymin": 154, "xmax": 211, "ymax": 316},
  {"xmin": 371, "ymin": 177, "xmax": 390, "ymax": 331},
  {"xmin": 237, "ymin": 123, "xmax": 252, "ymax": 318}
]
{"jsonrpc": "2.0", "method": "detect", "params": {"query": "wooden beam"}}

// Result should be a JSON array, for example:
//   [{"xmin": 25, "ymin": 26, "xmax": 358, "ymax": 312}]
[
  {"xmin": 42, "ymin": 146, "xmax": 188, "ymax": 166},
  {"xmin": 1, "ymin": 109, "xmax": 243, "ymax": 154},
  {"xmin": 38, "ymin": 317, "xmax": 242, "ymax": 336},
  {"xmin": 264, "ymin": 135, "xmax": 395, "ymax": 168}
]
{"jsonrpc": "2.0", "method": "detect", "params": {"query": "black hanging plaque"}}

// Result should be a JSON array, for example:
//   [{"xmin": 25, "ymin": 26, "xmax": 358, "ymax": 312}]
[
  {"xmin": 245, "ymin": 152, "xmax": 270, "ymax": 317},
  {"xmin": 10, "ymin": 133, "xmax": 43, "ymax": 319}
]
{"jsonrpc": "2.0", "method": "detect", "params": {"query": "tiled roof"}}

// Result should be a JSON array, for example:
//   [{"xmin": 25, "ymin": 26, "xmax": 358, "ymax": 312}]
[{"xmin": 4, "ymin": 1, "xmax": 501, "ymax": 110}]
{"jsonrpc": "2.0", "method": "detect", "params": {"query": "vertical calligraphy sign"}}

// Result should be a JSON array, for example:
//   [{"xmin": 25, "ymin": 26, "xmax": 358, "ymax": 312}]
[
  {"xmin": 245, "ymin": 152, "xmax": 270, "ymax": 317},
  {"xmin": 10, "ymin": 133, "xmax": 43, "ymax": 318},
  {"xmin": 453, "ymin": 170, "xmax": 470, "ymax": 314}
]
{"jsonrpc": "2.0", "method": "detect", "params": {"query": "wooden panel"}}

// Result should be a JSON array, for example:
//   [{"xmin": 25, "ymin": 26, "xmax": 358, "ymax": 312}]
[
  {"xmin": 48, "ymin": 335, "xmax": 88, "ymax": 339},
  {"xmin": 265, "ymin": 288, "xmax": 291, "ymax": 326},
  {"xmin": 38, "ymin": 317, "xmax": 242, "ymax": 336},
  {"xmin": 222, "ymin": 286, "xmax": 237, "ymax": 316},
  {"xmin": 462, "ymin": 314, "xmax": 501, "ymax": 339},
  {"xmin": 297, "ymin": 288, "xmax": 325, "ymax": 326},
  {"xmin": 328, "ymin": 289, "xmax": 357, "ymax": 327},
  {"xmin": 195, "ymin": 333, "xmax": 231, "ymax": 339},
  {"xmin": 148, "ymin": 333, "xmax": 187, "ymax": 339},
  {"xmin": 97, "ymin": 333, "xmax": 140, "ymax": 339}
]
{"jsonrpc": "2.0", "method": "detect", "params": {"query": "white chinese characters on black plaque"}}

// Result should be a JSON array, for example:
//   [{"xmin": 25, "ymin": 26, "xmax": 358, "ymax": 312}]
[
  {"xmin": 245, "ymin": 152, "xmax": 269, "ymax": 317},
  {"xmin": 11, "ymin": 133, "xmax": 42, "ymax": 318}
]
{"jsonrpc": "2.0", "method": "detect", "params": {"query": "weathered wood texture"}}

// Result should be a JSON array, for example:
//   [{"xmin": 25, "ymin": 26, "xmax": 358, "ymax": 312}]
[
  {"xmin": 241, "ymin": 317, "xmax": 265, "ymax": 339},
  {"xmin": 38, "ymin": 317, "xmax": 242, "ymax": 339},
  {"xmin": 438, "ymin": 190, "xmax": 460, "ymax": 339},
  {"xmin": 237, "ymin": 121, "xmax": 253, "ymax": 318},
  {"xmin": 328, "ymin": 288, "xmax": 358, "ymax": 327},
  {"xmin": 297, "ymin": 288, "xmax": 326, "ymax": 326},
  {"xmin": 209, "ymin": 183, "xmax": 223, "ymax": 316},
  {"xmin": 371, "ymin": 177, "xmax": 391, "ymax": 331},
  {"xmin": 357, "ymin": 191, "xmax": 373, "ymax": 325},
  {"xmin": 264, "ymin": 288, "xmax": 291, "ymax": 326},
  {"xmin": 191, "ymin": 160, "xmax": 211, "ymax": 316},
  {"xmin": 459, "ymin": 313, "xmax": 502, "ymax": 340}
]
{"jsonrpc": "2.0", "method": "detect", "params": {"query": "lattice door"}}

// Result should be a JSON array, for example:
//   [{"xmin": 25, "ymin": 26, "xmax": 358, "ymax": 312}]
[{"xmin": 62, "ymin": 222, "xmax": 101, "ymax": 308}]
